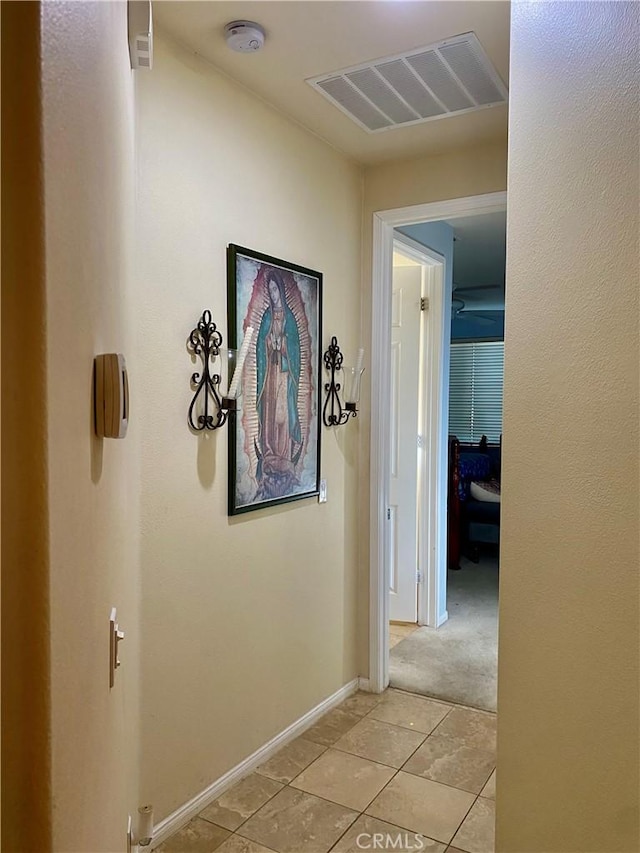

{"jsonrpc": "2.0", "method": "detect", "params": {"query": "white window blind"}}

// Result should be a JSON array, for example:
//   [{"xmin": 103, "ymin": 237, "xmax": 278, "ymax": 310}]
[{"xmin": 449, "ymin": 341, "xmax": 504, "ymax": 442}]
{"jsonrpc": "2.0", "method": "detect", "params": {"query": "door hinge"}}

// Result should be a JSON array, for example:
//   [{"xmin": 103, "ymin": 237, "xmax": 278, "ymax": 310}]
[
  {"xmin": 420, "ymin": 297, "xmax": 428, "ymax": 311},
  {"xmin": 416, "ymin": 570, "xmax": 422, "ymax": 584},
  {"xmin": 387, "ymin": 508, "xmax": 391, "ymax": 521}
]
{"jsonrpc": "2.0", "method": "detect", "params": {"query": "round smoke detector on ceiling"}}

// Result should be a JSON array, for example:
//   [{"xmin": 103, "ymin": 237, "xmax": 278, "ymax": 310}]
[{"xmin": 224, "ymin": 21, "xmax": 265, "ymax": 53}]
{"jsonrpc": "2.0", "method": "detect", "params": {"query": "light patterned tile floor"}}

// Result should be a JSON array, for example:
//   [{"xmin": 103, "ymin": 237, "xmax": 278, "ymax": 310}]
[{"xmin": 154, "ymin": 689, "xmax": 496, "ymax": 853}]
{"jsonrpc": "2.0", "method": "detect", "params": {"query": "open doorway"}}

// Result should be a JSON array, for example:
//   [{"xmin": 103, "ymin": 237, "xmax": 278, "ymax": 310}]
[
  {"xmin": 368, "ymin": 191, "xmax": 507, "ymax": 704},
  {"xmin": 389, "ymin": 211, "xmax": 506, "ymax": 712}
]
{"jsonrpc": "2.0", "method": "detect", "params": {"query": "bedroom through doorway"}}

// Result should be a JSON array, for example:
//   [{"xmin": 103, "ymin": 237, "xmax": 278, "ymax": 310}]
[{"xmin": 387, "ymin": 208, "xmax": 506, "ymax": 712}]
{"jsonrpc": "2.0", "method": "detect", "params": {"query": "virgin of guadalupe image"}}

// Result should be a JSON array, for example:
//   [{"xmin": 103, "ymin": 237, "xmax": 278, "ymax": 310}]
[{"xmin": 254, "ymin": 270, "xmax": 303, "ymax": 500}]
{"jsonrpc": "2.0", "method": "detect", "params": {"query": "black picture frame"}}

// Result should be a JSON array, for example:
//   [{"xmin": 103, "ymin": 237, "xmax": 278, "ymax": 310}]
[{"xmin": 227, "ymin": 244, "xmax": 323, "ymax": 516}]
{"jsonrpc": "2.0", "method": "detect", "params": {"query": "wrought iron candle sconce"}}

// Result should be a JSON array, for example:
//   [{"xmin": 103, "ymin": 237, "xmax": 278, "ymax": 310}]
[
  {"xmin": 322, "ymin": 336, "xmax": 364, "ymax": 427},
  {"xmin": 187, "ymin": 310, "xmax": 236, "ymax": 431}
]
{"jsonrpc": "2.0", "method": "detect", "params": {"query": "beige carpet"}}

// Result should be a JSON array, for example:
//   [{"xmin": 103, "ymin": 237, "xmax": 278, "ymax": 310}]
[{"xmin": 389, "ymin": 555, "xmax": 499, "ymax": 711}]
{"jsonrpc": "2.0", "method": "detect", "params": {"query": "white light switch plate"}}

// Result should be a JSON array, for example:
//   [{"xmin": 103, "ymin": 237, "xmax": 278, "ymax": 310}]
[{"xmin": 319, "ymin": 479, "xmax": 327, "ymax": 503}]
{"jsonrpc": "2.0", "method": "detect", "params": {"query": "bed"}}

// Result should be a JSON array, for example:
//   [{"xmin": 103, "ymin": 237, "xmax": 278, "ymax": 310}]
[{"xmin": 447, "ymin": 435, "xmax": 501, "ymax": 570}]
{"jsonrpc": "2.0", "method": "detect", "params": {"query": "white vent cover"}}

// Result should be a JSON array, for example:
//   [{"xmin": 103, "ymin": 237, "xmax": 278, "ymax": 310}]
[{"xmin": 307, "ymin": 32, "xmax": 507, "ymax": 133}]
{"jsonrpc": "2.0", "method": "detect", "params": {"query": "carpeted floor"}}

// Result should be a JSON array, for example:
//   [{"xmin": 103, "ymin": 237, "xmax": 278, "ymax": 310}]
[{"xmin": 389, "ymin": 554, "xmax": 499, "ymax": 712}]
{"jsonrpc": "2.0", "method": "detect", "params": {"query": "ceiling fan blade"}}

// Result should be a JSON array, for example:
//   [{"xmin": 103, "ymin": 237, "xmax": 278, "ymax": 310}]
[
  {"xmin": 454, "ymin": 312, "xmax": 497, "ymax": 326},
  {"xmin": 454, "ymin": 285, "xmax": 504, "ymax": 296}
]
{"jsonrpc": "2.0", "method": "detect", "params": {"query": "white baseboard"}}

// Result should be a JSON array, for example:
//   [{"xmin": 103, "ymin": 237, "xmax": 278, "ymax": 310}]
[
  {"xmin": 358, "ymin": 677, "xmax": 373, "ymax": 693},
  {"xmin": 436, "ymin": 610, "xmax": 449, "ymax": 628},
  {"xmin": 150, "ymin": 678, "xmax": 360, "ymax": 848}
]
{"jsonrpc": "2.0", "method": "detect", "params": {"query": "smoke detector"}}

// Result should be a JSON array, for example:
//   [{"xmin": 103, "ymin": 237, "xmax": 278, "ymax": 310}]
[{"xmin": 224, "ymin": 21, "xmax": 265, "ymax": 53}]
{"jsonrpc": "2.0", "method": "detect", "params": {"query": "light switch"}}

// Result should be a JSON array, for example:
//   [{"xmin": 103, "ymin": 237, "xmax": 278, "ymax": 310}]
[{"xmin": 319, "ymin": 479, "xmax": 327, "ymax": 503}]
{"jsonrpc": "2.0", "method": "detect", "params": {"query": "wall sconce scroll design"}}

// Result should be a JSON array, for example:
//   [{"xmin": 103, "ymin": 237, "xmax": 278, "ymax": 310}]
[
  {"xmin": 322, "ymin": 336, "xmax": 364, "ymax": 427},
  {"xmin": 187, "ymin": 310, "xmax": 236, "ymax": 431}
]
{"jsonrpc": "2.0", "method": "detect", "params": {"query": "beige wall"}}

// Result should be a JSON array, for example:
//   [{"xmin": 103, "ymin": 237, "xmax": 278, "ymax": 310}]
[
  {"xmin": 1, "ymin": 3, "xmax": 52, "ymax": 850},
  {"xmin": 358, "ymin": 141, "xmax": 508, "ymax": 671},
  {"xmin": 41, "ymin": 2, "xmax": 141, "ymax": 850},
  {"xmin": 136, "ymin": 34, "xmax": 362, "ymax": 821},
  {"xmin": 497, "ymin": 3, "xmax": 639, "ymax": 851},
  {"xmin": 363, "ymin": 141, "xmax": 508, "ymax": 216}
]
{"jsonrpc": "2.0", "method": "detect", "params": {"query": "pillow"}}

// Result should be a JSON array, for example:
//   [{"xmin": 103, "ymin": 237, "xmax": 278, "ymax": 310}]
[
  {"xmin": 458, "ymin": 453, "xmax": 492, "ymax": 481},
  {"xmin": 470, "ymin": 479, "xmax": 501, "ymax": 503},
  {"xmin": 457, "ymin": 453, "xmax": 492, "ymax": 501}
]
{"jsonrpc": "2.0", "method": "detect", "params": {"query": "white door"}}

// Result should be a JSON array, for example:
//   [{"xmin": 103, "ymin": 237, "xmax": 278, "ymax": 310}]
[{"xmin": 389, "ymin": 263, "xmax": 422, "ymax": 622}]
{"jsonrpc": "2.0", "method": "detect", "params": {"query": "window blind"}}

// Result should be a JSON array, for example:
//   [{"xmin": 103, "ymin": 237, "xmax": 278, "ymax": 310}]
[{"xmin": 449, "ymin": 341, "xmax": 504, "ymax": 442}]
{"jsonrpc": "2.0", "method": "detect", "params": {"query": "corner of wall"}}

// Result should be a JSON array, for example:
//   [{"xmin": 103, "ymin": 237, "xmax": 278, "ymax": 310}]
[{"xmin": 1, "ymin": 2, "xmax": 53, "ymax": 849}]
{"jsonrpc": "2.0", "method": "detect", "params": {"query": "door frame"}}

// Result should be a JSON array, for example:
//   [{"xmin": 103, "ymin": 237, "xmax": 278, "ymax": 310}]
[{"xmin": 368, "ymin": 191, "xmax": 508, "ymax": 693}]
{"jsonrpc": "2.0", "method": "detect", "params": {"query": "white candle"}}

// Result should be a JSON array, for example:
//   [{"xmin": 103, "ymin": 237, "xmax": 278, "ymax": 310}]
[
  {"xmin": 227, "ymin": 326, "xmax": 254, "ymax": 399},
  {"xmin": 355, "ymin": 348, "xmax": 364, "ymax": 374}
]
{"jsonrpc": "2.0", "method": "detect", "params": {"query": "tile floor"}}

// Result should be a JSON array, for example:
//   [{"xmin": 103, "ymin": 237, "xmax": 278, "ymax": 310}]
[
  {"xmin": 155, "ymin": 689, "xmax": 496, "ymax": 853},
  {"xmin": 389, "ymin": 622, "xmax": 420, "ymax": 649}
]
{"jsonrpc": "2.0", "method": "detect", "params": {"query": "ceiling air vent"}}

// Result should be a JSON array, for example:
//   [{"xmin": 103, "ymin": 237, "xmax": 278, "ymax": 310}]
[{"xmin": 307, "ymin": 32, "xmax": 507, "ymax": 133}]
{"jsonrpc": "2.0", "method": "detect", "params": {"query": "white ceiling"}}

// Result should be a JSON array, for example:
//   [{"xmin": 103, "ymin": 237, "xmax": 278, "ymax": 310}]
[{"xmin": 153, "ymin": 1, "xmax": 511, "ymax": 165}]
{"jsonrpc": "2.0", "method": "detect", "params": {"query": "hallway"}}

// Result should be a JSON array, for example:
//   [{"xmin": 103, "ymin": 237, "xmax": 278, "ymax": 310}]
[
  {"xmin": 4, "ymin": 3, "xmax": 639, "ymax": 852},
  {"xmin": 156, "ymin": 689, "xmax": 496, "ymax": 853}
]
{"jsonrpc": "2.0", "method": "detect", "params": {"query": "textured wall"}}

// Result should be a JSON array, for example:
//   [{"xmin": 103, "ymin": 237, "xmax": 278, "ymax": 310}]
[
  {"xmin": 1, "ymin": 3, "xmax": 52, "ymax": 849},
  {"xmin": 41, "ymin": 2, "xmax": 141, "ymax": 850},
  {"xmin": 136, "ymin": 34, "xmax": 362, "ymax": 822},
  {"xmin": 497, "ymin": 2, "xmax": 639, "ymax": 851}
]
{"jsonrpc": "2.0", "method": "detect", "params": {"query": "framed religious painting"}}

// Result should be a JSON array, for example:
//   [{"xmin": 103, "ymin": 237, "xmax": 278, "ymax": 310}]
[{"xmin": 227, "ymin": 244, "xmax": 322, "ymax": 515}]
